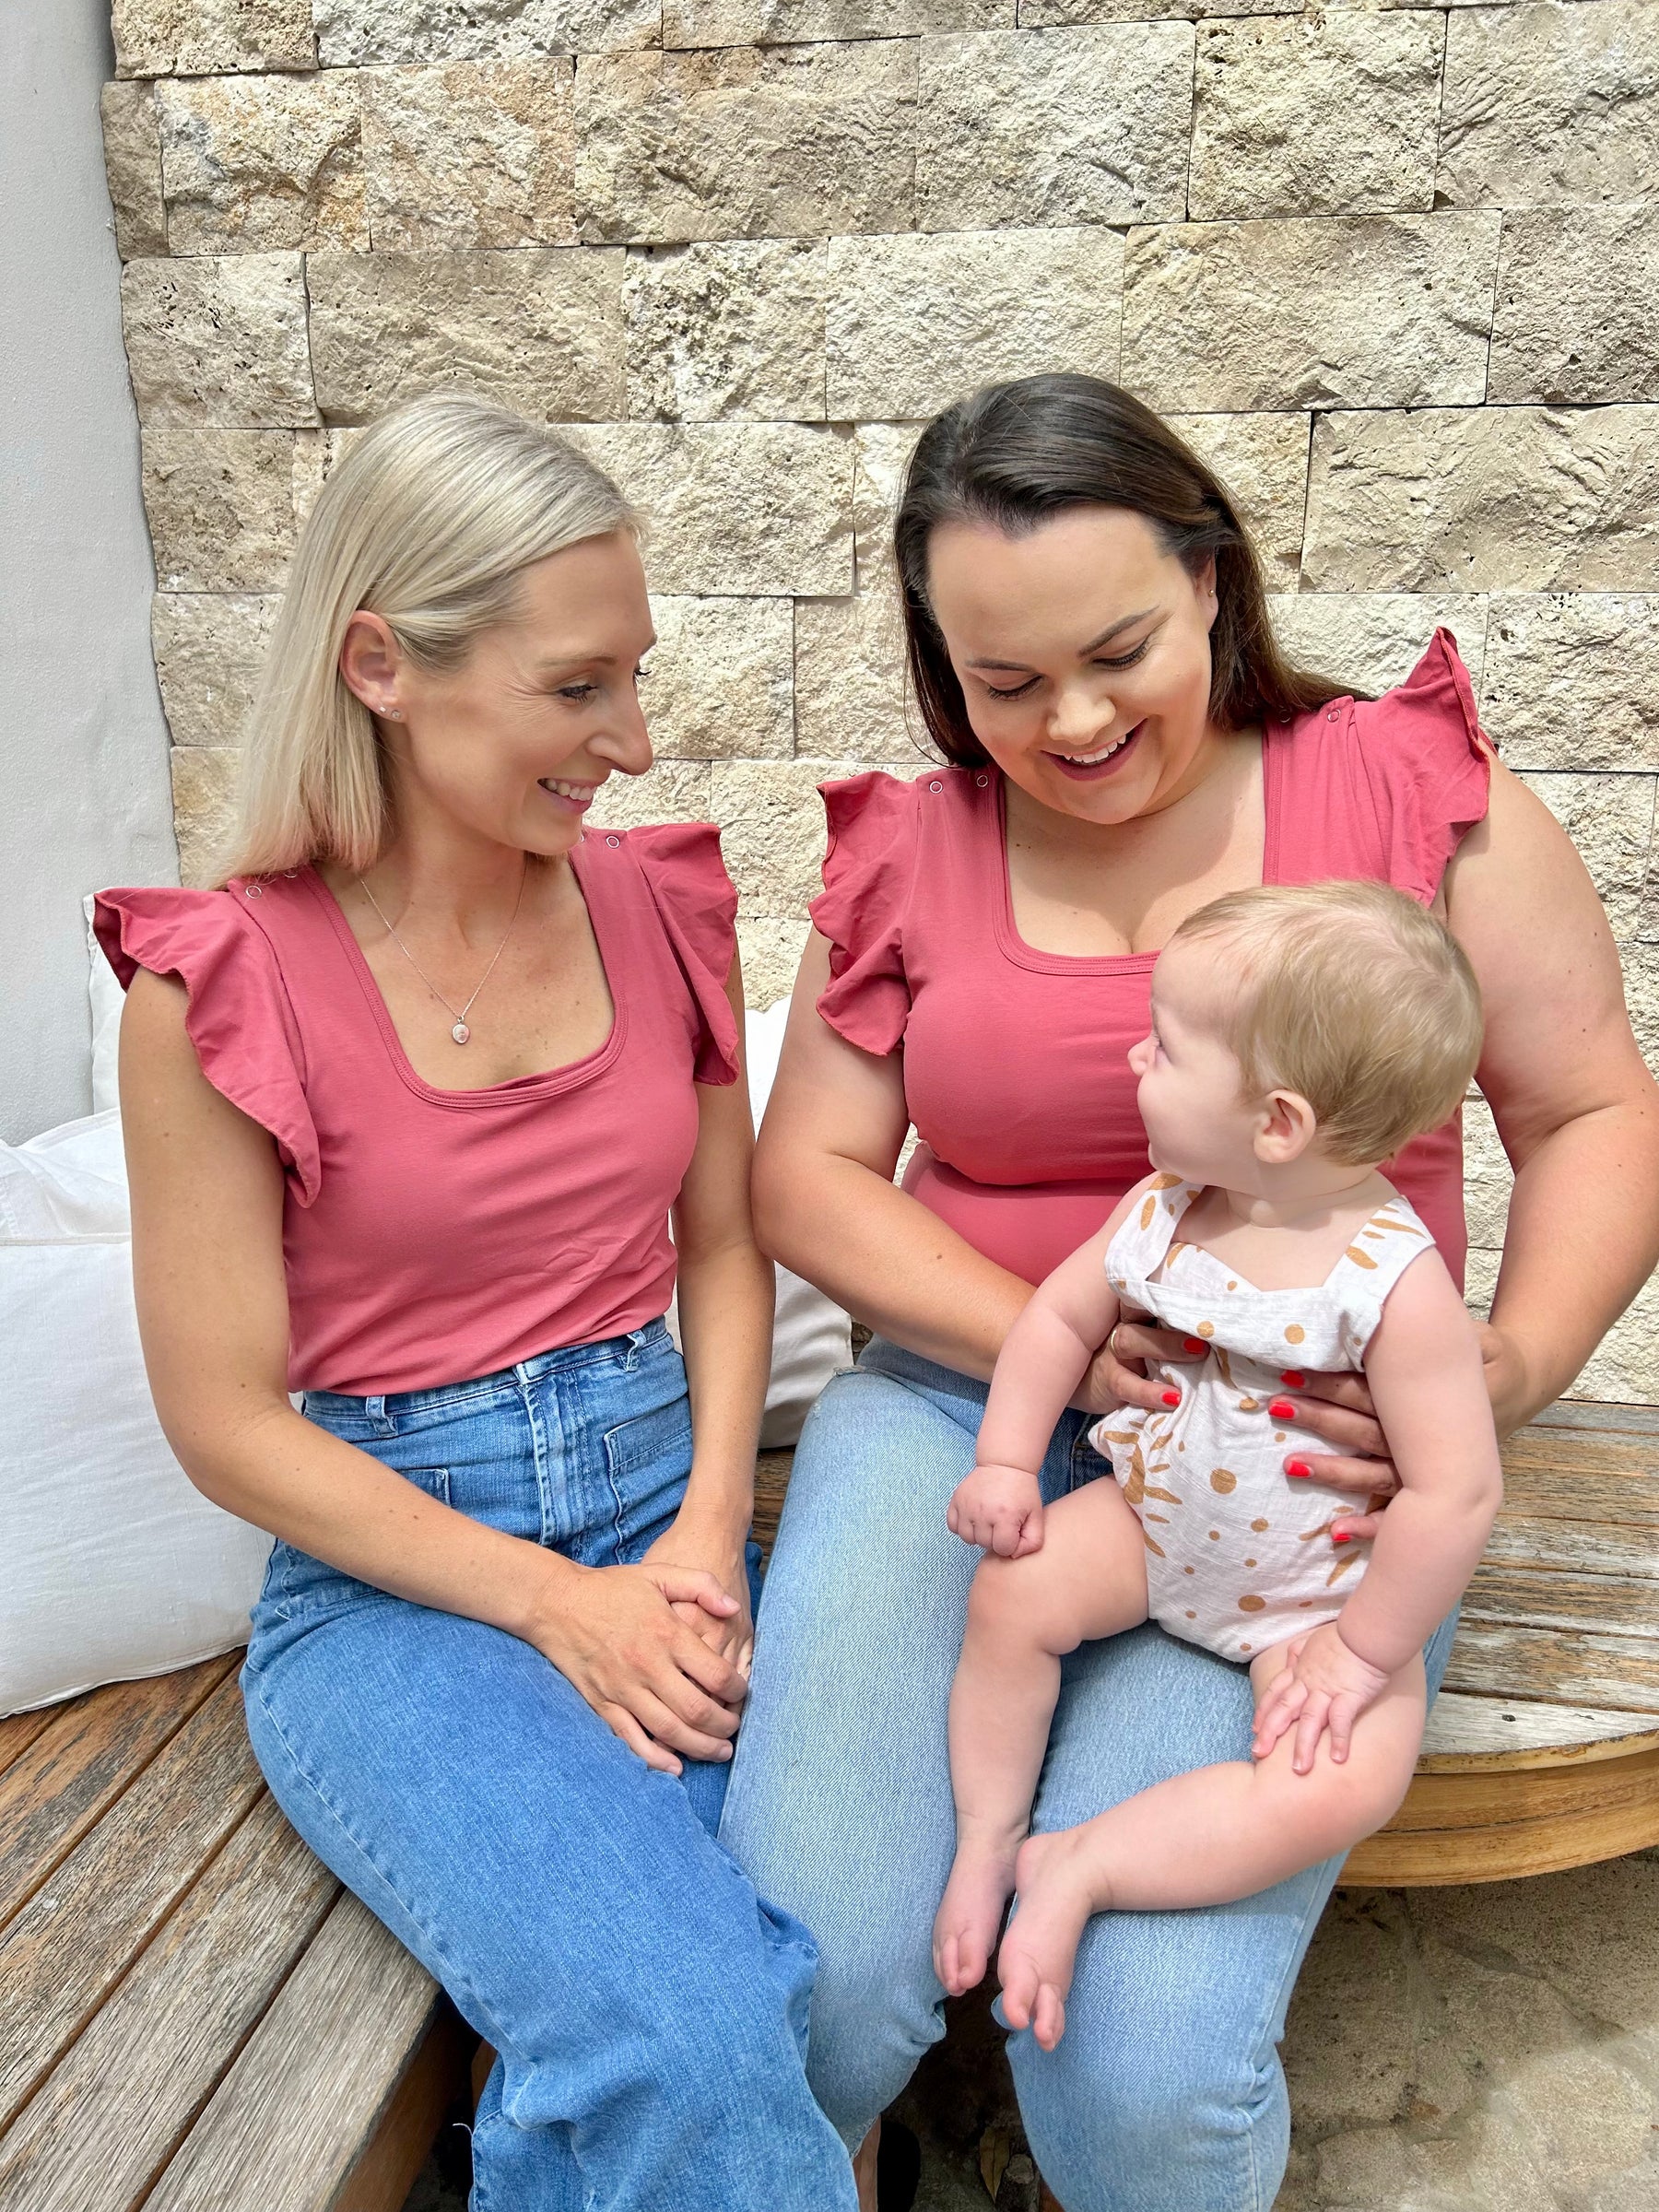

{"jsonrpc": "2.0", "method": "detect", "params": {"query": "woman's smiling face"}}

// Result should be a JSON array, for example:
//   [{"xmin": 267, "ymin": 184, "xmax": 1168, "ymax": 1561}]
[{"xmin": 924, "ymin": 505, "xmax": 1221, "ymax": 825}]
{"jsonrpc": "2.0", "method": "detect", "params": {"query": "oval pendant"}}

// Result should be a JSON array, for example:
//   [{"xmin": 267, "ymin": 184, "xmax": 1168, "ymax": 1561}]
[{"xmin": 451, "ymin": 1021, "xmax": 470, "ymax": 1045}]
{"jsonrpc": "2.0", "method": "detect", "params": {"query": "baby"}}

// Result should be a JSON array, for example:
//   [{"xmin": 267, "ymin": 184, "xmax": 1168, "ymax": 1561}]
[{"xmin": 934, "ymin": 879, "xmax": 1503, "ymax": 2051}]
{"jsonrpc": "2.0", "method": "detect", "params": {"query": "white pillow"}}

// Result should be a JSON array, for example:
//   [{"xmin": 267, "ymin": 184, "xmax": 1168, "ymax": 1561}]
[
  {"xmin": 85, "ymin": 892, "xmax": 124, "ymax": 1114},
  {"xmin": 0, "ymin": 1110, "xmax": 273, "ymax": 1716},
  {"xmin": 745, "ymin": 1001, "xmax": 854, "ymax": 1447}
]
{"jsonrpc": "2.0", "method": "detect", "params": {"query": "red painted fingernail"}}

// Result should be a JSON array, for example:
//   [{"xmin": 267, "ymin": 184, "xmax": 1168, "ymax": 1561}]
[
  {"xmin": 1182, "ymin": 1336, "xmax": 1206, "ymax": 1355},
  {"xmin": 1280, "ymin": 1371, "xmax": 1305, "ymax": 1389},
  {"xmin": 1333, "ymin": 1533, "xmax": 1352, "ymax": 1544},
  {"xmin": 1268, "ymin": 1398, "xmax": 1296, "ymax": 1420},
  {"xmin": 1161, "ymin": 1388, "xmax": 1181, "ymax": 1406},
  {"xmin": 1287, "ymin": 1459, "xmax": 1312, "ymax": 1477}
]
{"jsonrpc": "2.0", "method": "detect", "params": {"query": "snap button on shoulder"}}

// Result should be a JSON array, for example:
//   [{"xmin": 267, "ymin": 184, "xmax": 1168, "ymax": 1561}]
[
  {"xmin": 928, "ymin": 779, "xmax": 943, "ymax": 794},
  {"xmin": 243, "ymin": 883, "xmax": 263, "ymax": 898},
  {"xmin": 975, "ymin": 772, "xmax": 989, "ymax": 788},
  {"xmin": 606, "ymin": 834, "xmax": 620, "ymax": 848}
]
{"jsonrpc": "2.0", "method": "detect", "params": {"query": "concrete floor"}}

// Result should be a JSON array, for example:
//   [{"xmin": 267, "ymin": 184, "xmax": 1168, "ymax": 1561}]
[{"xmin": 401, "ymin": 1849, "xmax": 1659, "ymax": 2210}]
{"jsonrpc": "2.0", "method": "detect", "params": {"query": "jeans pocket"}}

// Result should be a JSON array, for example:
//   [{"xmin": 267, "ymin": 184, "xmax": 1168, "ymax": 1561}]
[
  {"xmin": 601, "ymin": 1395, "xmax": 694, "ymax": 1555},
  {"xmin": 269, "ymin": 1466, "xmax": 452, "ymax": 1620}
]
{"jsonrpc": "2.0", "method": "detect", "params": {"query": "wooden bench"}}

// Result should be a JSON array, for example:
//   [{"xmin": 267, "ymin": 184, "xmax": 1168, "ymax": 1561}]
[
  {"xmin": 0, "ymin": 1654, "xmax": 471, "ymax": 2212},
  {"xmin": 3, "ymin": 1400, "xmax": 1651, "ymax": 2212}
]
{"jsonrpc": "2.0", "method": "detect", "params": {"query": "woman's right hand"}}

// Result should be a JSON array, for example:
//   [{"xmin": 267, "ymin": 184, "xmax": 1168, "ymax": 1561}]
[
  {"xmin": 524, "ymin": 1558, "xmax": 750, "ymax": 1777},
  {"xmin": 1075, "ymin": 1309, "xmax": 1206, "ymax": 1418}
]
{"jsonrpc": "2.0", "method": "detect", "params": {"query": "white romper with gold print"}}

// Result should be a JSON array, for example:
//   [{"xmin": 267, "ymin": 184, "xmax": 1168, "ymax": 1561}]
[{"xmin": 1088, "ymin": 1174, "xmax": 1434, "ymax": 1665}]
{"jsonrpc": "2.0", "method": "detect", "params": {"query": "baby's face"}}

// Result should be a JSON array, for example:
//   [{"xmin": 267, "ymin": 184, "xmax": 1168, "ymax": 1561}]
[{"xmin": 1128, "ymin": 937, "xmax": 1264, "ymax": 1186}]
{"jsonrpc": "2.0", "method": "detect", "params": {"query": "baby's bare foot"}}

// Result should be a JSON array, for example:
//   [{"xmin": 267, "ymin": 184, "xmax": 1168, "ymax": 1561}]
[
  {"xmin": 997, "ymin": 1828, "xmax": 1106, "ymax": 2051},
  {"xmin": 934, "ymin": 1831, "xmax": 1023, "ymax": 1995}
]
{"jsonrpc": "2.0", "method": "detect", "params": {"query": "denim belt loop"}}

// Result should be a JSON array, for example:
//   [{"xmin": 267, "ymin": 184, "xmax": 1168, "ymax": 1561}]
[{"xmin": 364, "ymin": 1393, "xmax": 395, "ymax": 1435}]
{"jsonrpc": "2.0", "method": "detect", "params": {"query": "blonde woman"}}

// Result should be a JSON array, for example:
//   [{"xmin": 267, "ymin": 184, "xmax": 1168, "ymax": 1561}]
[{"xmin": 97, "ymin": 394, "xmax": 857, "ymax": 2212}]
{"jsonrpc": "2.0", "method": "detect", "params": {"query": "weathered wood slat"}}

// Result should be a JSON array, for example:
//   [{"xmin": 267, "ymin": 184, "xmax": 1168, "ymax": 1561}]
[
  {"xmin": 334, "ymin": 2005, "xmax": 476, "ymax": 2212},
  {"xmin": 1500, "ymin": 1449, "xmax": 1659, "ymax": 1506},
  {"xmin": 0, "ymin": 1793, "xmax": 337, "ymax": 2212},
  {"xmin": 0, "ymin": 1710, "xmax": 55, "ymax": 1784},
  {"xmin": 146, "ymin": 1889, "xmax": 449, "ymax": 2212},
  {"xmin": 0, "ymin": 1677, "xmax": 264, "ymax": 2134},
  {"xmin": 1343, "ymin": 1785, "xmax": 1659, "ymax": 1886},
  {"xmin": 753, "ymin": 1449, "xmax": 793, "ymax": 1559},
  {"xmin": 1445, "ymin": 1621, "xmax": 1659, "ymax": 1713},
  {"xmin": 1528, "ymin": 1399, "xmax": 1659, "ymax": 1437},
  {"xmin": 1481, "ymin": 1513, "xmax": 1659, "ymax": 1579},
  {"xmin": 1418, "ymin": 1690, "xmax": 1659, "ymax": 1770},
  {"xmin": 1463, "ymin": 1563, "xmax": 1659, "ymax": 1638},
  {"xmin": 1383, "ymin": 1743, "xmax": 1659, "ymax": 1832},
  {"xmin": 0, "ymin": 1656, "xmax": 239, "ymax": 1934}
]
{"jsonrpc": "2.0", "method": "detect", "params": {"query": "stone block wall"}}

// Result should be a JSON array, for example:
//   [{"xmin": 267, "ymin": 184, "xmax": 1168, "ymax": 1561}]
[{"xmin": 101, "ymin": 0, "xmax": 1659, "ymax": 1396}]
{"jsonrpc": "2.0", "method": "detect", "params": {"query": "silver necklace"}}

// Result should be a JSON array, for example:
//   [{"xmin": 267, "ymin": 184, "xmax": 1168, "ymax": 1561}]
[{"xmin": 355, "ymin": 862, "xmax": 528, "ymax": 1046}]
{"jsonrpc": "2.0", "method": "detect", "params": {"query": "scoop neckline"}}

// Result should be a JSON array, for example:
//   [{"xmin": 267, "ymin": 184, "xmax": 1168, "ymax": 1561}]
[
  {"xmin": 986, "ymin": 727, "xmax": 1286, "ymax": 976},
  {"xmin": 300, "ymin": 846, "xmax": 629, "ymax": 1108}
]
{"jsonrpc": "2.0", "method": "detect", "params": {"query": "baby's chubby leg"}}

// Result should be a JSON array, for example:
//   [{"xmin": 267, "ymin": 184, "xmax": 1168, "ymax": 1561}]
[
  {"xmin": 934, "ymin": 1478, "xmax": 1148, "ymax": 1999},
  {"xmin": 999, "ymin": 1639, "xmax": 1426, "ymax": 2051}
]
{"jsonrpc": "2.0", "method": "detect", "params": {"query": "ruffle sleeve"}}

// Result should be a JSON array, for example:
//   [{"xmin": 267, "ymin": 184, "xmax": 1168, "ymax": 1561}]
[
  {"xmin": 1351, "ymin": 628, "xmax": 1494, "ymax": 903},
  {"xmin": 92, "ymin": 886, "xmax": 322, "ymax": 1206},
  {"xmin": 808, "ymin": 772, "xmax": 919, "ymax": 1057},
  {"xmin": 629, "ymin": 824, "xmax": 741, "ymax": 1087}
]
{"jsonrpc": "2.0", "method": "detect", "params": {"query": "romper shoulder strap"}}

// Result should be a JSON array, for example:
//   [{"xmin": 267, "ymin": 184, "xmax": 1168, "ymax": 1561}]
[
  {"xmin": 1326, "ymin": 1192, "xmax": 1436, "ymax": 1347},
  {"xmin": 1105, "ymin": 1173, "xmax": 1202, "ymax": 1286}
]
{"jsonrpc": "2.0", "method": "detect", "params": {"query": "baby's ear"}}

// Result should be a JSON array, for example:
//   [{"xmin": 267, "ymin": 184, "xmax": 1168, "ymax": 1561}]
[{"xmin": 1254, "ymin": 1088, "xmax": 1317, "ymax": 1165}]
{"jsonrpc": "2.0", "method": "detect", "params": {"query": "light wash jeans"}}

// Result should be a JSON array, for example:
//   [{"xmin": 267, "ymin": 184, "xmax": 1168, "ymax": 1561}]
[
  {"xmin": 241, "ymin": 1320, "xmax": 857, "ymax": 2212},
  {"xmin": 720, "ymin": 1337, "xmax": 1457, "ymax": 2212}
]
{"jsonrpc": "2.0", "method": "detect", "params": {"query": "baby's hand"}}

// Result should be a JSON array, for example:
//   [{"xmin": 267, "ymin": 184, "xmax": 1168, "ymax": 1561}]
[
  {"xmin": 1252, "ymin": 1622, "xmax": 1394, "ymax": 1774},
  {"xmin": 947, "ymin": 1463, "xmax": 1044, "ymax": 1559}
]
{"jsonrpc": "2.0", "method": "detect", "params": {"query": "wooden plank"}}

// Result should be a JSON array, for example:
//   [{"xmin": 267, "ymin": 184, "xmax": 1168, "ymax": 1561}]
[
  {"xmin": 1342, "ymin": 1786, "xmax": 1659, "ymax": 1886},
  {"xmin": 1463, "ymin": 1562, "xmax": 1659, "ymax": 1638},
  {"xmin": 1529, "ymin": 1400, "xmax": 1659, "ymax": 1437},
  {"xmin": 0, "ymin": 1709, "xmax": 55, "ymax": 1783},
  {"xmin": 0, "ymin": 1655, "xmax": 239, "ymax": 1933},
  {"xmin": 1481, "ymin": 1513, "xmax": 1659, "ymax": 1580},
  {"xmin": 1383, "ymin": 1743, "xmax": 1659, "ymax": 1832},
  {"xmin": 753, "ymin": 1449, "xmax": 794, "ymax": 1560},
  {"xmin": 147, "ymin": 1890, "xmax": 450, "ymax": 2212},
  {"xmin": 1445, "ymin": 1621, "xmax": 1659, "ymax": 1713},
  {"xmin": 1418, "ymin": 1690, "xmax": 1659, "ymax": 1771},
  {"xmin": 0, "ymin": 1676, "xmax": 264, "ymax": 2134},
  {"xmin": 0, "ymin": 1794, "xmax": 337, "ymax": 2212},
  {"xmin": 1500, "ymin": 1445, "xmax": 1659, "ymax": 1501},
  {"xmin": 332, "ymin": 2004, "xmax": 475, "ymax": 2212}
]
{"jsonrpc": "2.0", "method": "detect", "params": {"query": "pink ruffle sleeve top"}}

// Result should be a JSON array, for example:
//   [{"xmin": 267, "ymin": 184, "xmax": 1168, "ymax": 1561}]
[
  {"xmin": 810, "ymin": 630, "xmax": 1493, "ymax": 1292},
  {"xmin": 96, "ymin": 826, "xmax": 739, "ymax": 1397}
]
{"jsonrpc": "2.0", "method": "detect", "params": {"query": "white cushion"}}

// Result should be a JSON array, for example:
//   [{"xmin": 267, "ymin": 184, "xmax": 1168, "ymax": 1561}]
[
  {"xmin": 85, "ymin": 892, "xmax": 123, "ymax": 1115},
  {"xmin": 0, "ymin": 1110, "xmax": 273, "ymax": 1716}
]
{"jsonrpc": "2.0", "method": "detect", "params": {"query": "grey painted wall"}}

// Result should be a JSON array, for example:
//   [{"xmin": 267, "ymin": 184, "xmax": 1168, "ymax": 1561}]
[{"xmin": 0, "ymin": 0, "xmax": 175, "ymax": 1144}]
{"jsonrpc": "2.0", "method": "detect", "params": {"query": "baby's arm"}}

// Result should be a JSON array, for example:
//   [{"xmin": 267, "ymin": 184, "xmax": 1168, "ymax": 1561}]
[
  {"xmin": 948, "ymin": 1182, "xmax": 1145, "ymax": 1557},
  {"xmin": 1256, "ymin": 1249, "xmax": 1502, "ymax": 1766}
]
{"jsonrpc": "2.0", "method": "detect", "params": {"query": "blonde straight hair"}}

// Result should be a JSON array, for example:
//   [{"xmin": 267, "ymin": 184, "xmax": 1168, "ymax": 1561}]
[
  {"xmin": 1170, "ymin": 880, "xmax": 1485, "ymax": 1165},
  {"xmin": 222, "ymin": 393, "xmax": 638, "ymax": 883}
]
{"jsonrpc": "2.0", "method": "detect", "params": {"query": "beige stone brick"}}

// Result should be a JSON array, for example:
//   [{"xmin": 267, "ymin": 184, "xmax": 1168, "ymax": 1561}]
[
  {"xmin": 290, "ymin": 426, "xmax": 362, "ymax": 531},
  {"xmin": 1170, "ymin": 414, "xmax": 1310, "ymax": 589},
  {"xmin": 1621, "ymin": 939, "xmax": 1659, "ymax": 1079},
  {"xmin": 576, "ymin": 42, "xmax": 918, "ymax": 245},
  {"xmin": 825, "ymin": 229, "xmax": 1122, "ymax": 421},
  {"xmin": 141, "ymin": 428, "xmax": 297, "ymax": 592},
  {"xmin": 171, "ymin": 746, "xmax": 243, "ymax": 886},
  {"xmin": 100, "ymin": 83, "xmax": 169, "ymax": 261},
  {"xmin": 1021, "ymin": 0, "xmax": 1295, "ymax": 19},
  {"xmin": 121, "ymin": 254, "xmax": 315, "ymax": 429},
  {"xmin": 671, "ymin": 0, "xmax": 1011, "ymax": 38},
  {"xmin": 1519, "ymin": 772, "xmax": 1655, "ymax": 940},
  {"xmin": 307, "ymin": 248, "xmax": 625, "ymax": 422},
  {"xmin": 360, "ymin": 60, "xmax": 577, "ymax": 249},
  {"xmin": 1303, "ymin": 409, "xmax": 1659, "ymax": 596},
  {"xmin": 1123, "ymin": 215, "xmax": 1500, "ymax": 414},
  {"xmin": 713, "ymin": 757, "xmax": 877, "ymax": 915},
  {"xmin": 917, "ymin": 25, "xmax": 1193, "ymax": 230},
  {"xmin": 314, "ymin": 0, "xmax": 660, "ymax": 65},
  {"xmin": 1189, "ymin": 13, "xmax": 1443, "ymax": 221},
  {"xmin": 1266, "ymin": 594, "xmax": 1488, "ymax": 703},
  {"xmin": 643, "ymin": 597, "xmax": 794, "ymax": 759},
  {"xmin": 1489, "ymin": 206, "xmax": 1659, "ymax": 407},
  {"xmin": 625, "ymin": 240, "xmax": 829, "ymax": 421},
  {"xmin": 158, "ymin": 71, "xmax": 366, "ymax": 254},
  {"xmin": 794, "ymin": 586, "xmax": 919, "ymax": 760},
  {"xmin": 1483, "ymin": 595, "xmax": 1659, "ymax": 771},
  {"xmin": 112, "ymin": 0, "xmax": 315, "ymax": 77},
  {"xmin": 585, "ymin": 759, "xmax": 712, "ymax": 831},
  {"xmin": 1461, "ymin": 1088, "xmax": 1512, "ymax": 1252},
  {"xmin": 565, "ymin": 423, "xmax": 853, "ymax": 595},
  {"xmin": 151, "ymin": 594, "xmax": 281, "ymax": 748},
  {"xmin": 735, "ymin": 916, "xmax": 812, "ymax": 1010},
  {"xmin": 1440, "ymin": 1, "xmax": 1659, "ymax": 209},
  {"xmin": 851, "ymin": 420, "xmax": 924, "ymax": 584}
]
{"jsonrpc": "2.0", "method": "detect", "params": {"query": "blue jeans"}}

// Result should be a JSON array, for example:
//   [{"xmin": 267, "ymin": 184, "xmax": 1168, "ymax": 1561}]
[
  {"xmin": 719, "ymin": 1337, "xmax": 1458, "ymax": 2212},
  {"xmin": 241, "ymin": 1321, "xmax": 856, "ymax": 2212}
]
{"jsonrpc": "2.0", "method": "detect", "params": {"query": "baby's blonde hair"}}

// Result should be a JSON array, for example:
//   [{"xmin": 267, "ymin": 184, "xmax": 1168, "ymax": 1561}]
[
  {"xmin": 221, "ymin": 392, "xmax": 638, "ymax": 883},
  {"xmin": 1168, "ymin": 880, "xmax": 1484, "ymax": 1165}
]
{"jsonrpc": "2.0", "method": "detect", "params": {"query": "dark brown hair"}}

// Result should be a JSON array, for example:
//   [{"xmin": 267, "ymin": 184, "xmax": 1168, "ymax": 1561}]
[{"xmin": 894, "ymin": 374, "xmax": 1353, "ymax": 769}]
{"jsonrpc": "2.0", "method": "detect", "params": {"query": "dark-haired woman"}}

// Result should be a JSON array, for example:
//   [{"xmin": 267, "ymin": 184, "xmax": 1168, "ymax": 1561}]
[{"xmin": 719, "ymin": 376, "xmax": 1659, "ymax": 2211}]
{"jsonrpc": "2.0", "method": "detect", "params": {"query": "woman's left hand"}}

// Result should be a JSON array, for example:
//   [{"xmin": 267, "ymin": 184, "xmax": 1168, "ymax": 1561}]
[
  {"xmin": 1275, "ymin": 1322, "xmax": 1524, "ymax": 1543},
  {"xmin": 643, "ymin": 1510, "xmax": 756, "ymax": 1682}
]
